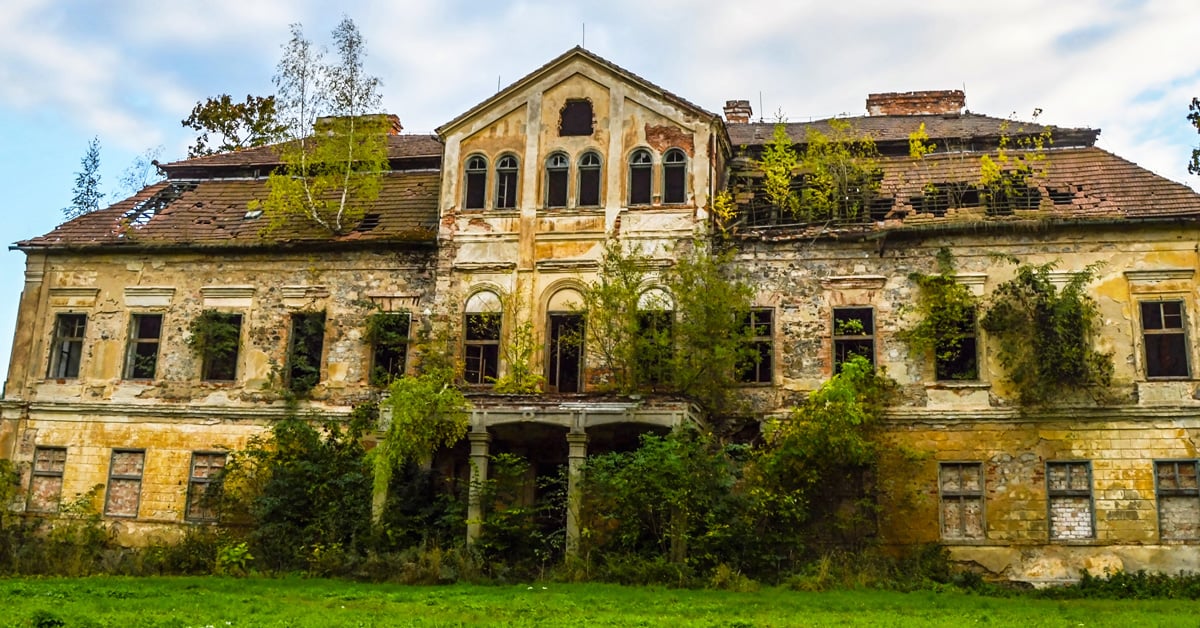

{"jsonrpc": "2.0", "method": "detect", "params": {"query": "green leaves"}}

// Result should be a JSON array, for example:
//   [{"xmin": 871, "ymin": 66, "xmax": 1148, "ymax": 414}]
[
  {"xmin": 181, "ymin": 94, "xmax": 286, "ymax": 158},
  {"xmin": 374, "ymin": 368, "xmax": 469, "ymax": 496},
  {"xmin": 1188, "ymin": 97, "xmax": 1200, "ymax": 176}
]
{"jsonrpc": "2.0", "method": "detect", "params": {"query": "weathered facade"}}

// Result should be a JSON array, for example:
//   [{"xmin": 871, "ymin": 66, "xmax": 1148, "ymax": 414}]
[{"xmin": 5, "ymin": 48, "xmax": 1200, "ymax": 582}]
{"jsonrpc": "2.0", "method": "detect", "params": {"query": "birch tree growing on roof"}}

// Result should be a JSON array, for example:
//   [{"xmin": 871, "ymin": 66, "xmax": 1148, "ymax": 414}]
[{"xmin": 254, "ymin": 18, "xmax": 389, "ymax": 235}]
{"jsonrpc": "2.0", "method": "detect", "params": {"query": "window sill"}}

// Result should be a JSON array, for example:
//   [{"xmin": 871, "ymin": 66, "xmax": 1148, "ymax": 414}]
[
  {"xmin": 925, "ymin": 381, "xmax": 989, "ymax": 389},
  {"xmin": 940, "ymin": 538, "xmax": 990, "ymax": 545}
]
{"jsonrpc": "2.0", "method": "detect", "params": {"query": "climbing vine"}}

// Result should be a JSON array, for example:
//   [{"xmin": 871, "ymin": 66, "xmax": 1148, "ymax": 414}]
[
  {"xmin": 187, "ymin": 310, "xmax": 242, "ymax": 380},
  {"xmin": 899, "ymin": 249, "xmax": 979, "ymax": 380},
  {"xmin": 364, "ymin": 310, "xmax": 411, "ymax": 388}
]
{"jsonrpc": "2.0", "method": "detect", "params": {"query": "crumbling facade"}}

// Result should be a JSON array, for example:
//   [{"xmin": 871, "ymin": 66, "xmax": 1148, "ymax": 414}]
[{"xmin": 5, "ymin": 48, "xmax": 1200, "ymax": 583}]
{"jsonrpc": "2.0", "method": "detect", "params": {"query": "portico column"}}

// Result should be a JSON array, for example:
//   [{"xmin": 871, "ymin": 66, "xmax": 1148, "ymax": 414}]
[
  {"xmin": 466, "ymin": 428, "xmax": 492, "ymax": 547},
  {"xmin": 565, "ymin": 430, "xmax": 589, "ymax": 557}
]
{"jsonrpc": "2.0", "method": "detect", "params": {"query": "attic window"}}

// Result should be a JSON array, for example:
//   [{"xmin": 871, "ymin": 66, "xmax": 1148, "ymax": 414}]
[
  {"xmin": 559, "ymin": 99, "xmax": 593, "ymax": 136},
  {"xmin": 355, "ymin": 213, "xmax": 382, "ymax": 232},
  {"xmin": 244, "ymin": 209, "xmax": 263, "ymax": 220}
]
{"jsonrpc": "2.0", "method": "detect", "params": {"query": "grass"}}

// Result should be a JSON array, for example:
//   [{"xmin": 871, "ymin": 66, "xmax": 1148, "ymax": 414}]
[{"xmin": 2, "ymin": 577, "xmax": 1197, "ymax": 627}]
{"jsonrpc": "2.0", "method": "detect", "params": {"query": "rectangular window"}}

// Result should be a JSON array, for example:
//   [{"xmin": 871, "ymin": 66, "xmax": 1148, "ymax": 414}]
[
  {"xmin": 935, "ymin": 309, "xmax": 978, "ymax": 381},
  {"xmin": 1156, "ymin": 460, "xmax": 1200, "ymax": 540},
  {"xmin": 286, "ymin": 312, "xmax": 326, "ymax": 394},
  {"xmin": 47, "ymin": 313, "xmax": 87, "ymax": 379},
  {"xmin": 940, "ymin": 462, "xmax": 985, "ymax": 540},
  {"xmin": 368, "ymin": 312, "xmax": 411, "ymax": 387},
  {"xmin": 198, "ymin": 312, "xmax": 242, "ymax": 381},
  {"xmin": 1047, "ymin": 461, "xmax": 1093, "ymax": 540},
  {"xmin": 104, "ymin": 449, "xmax": 145, "ymax": 518},
  {"xmin": 27, "ymin": 447, "xmax": 67, "ymax": 513},
  {"xmin": 124, "ymin": 313, "xmax": 163, "ymax": 379},
  {"xmin": 637, "ymin": 311, "xmax": 673, "ymax": 386},
  {"xmin": 738, "ymin": 309, "xmax": 774, "ymax": 384},
  {"xmin": 464, "ymin": 313, "xmax": 500, "ymax": 385},
  {"xmin": 1141, "ymin": 301, "xmax": 1190, "ymax": 378},
  {"xmin": 186, "ymin": 452, "xmax": 227, "ymax": 522},
  {"xmin": 833, "ymin": 307, "xmax": 875, "ymax": 371}
]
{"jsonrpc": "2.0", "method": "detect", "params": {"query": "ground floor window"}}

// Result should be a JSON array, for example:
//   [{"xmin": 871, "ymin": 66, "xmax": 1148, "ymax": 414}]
[
  {"xmin": 1047, "ymin": 461, "xmax": 1093, "ymax": 540},
  {"xmin": 1156, "ymin": 460, "xmax": 1200, "ymax": 540},
  {"xmin": 28, "ymin": 446, "xmax": 67, "ymax": 513},
  {"xmin": 187, "ymin": 452, "xmax": 227, "ymax": 522},
  {"xmin": 939, "ymin": 462, "xmax": 985, "ymax": 540},
  {"xmin": 104, "ymin": 449, "xmax": 145, "ymax": 518}
]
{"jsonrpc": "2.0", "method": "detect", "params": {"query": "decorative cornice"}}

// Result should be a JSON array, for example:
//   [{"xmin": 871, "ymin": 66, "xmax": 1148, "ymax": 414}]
[
  {"xmin": 1124, "ymin": 269, "xmax": 1195, "ymax": 284},
  {"xmin": 48, "ymin": 287, "xmax": 99, "ymax": 308},
  {"xmin": 201, "ymin": 285, "xmax": 255, "ymax": 307},
  {"xmin": 453, "ymin": 261, "xmax": 517, "ymax": 272},
  {"xmin": 124, "ymin": 286, "xmax": 175, "ymax": 307},
  {"xmin": 25, "ymin": 400, "xmax": 350, "ymax": 422},
  {"xmin": 820, "ymin": 275, "xmax": 888, "ymax": 290},
  {"xmin": 535, "ymin": 259, "xmax": 600, "ymax": 272}
]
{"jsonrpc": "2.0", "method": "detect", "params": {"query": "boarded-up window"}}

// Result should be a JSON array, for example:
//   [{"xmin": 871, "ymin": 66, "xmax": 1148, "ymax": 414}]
[
  {"xmin": 629, "ymin": 150, "xmax": 652, "ymax": 205},
  {"xmin": 47, "ymin": 313, "xmax": 87, "ymax": 379},
  {"xmin": 559, "ymin": 99, "xmax": 593, "ymax": 136},
  {"xmin": 662, "ymin": 149, "xmax": 686, "ymax": 204},
  {"xmin": 1047, "ymin": 461, "xmax": 1093, "ymax": 540},
  {"xmin": 27, "ymin": 447, "xmax": 67, "ymax": 513},
  {"xmin": 1156, "ymin": 460, "xmax": 1200, "ymax": 540},
  {"xmin": 104, "ymin": 450, "xmax": 145, "ymax": 518},
  {"xmin": 187, "ymin": 452, "xmax": 227, "ymax": 522},
  {"xmin": 940, "ymin": 462, "xmax": 985, "ymax": 540},
  {"xmin": 1141, "ymin": 301, "xmax": 1190, "ymax": 378},
  {"xmin": 124, "ymin": 313, "xmax": 162, "ymax": 379}
]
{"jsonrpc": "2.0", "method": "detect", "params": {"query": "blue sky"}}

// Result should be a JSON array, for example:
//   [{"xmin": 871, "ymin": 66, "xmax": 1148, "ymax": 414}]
[{"xmin": 2, "ymin": 0, "xmax": 1199, "ymax": 384}]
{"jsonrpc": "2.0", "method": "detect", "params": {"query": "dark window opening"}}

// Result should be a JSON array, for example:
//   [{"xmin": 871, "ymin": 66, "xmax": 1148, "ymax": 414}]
[
  {"xmin": 629, "ymin": 149, "xmax": 652, "ymax": 205},
  {"xmin": 984, "ymin": 173, "xmax": 1041, "ymax": 215},
  {"xmin": 354, "ymin": 213, "xmax": 382, "ymax": 232},
  {"xmin": 1142, "ymin": 301, "xmax": 1190, "ymax": 378},
  {"xmin": 738, "ymin": 309, "xmax": 774, "ymax": 384},
  {"xmin": 940, "ymin": 462, "xmax": 985, "ymax": 540},
  {"xmin": 936, "ymin": 309, "xmax": 978, "ymax": 381},
  {"xmin": 1047, "ymin": 461, "xmax": 1094, "ymax": 540},
  {"xmin": 1156, "ymin": 460, "xmax": 1200, "ymax": 540},
  {"xmin": 186, "ymin": 452, "xmax": 227, "ymax": 522},
  {"xmin": 578, "ymin": 152, "xmax": 602, "ymax": 207},
  {"xmin": 637, "ymin": 310, "xmax": 673, "ymax": 386},
  {"xmin": 198, "ymin": 312, "xmax": 242, "ymax": 381},
  {"xmin": 464, "ymin": 313, "xmax": 500, "ymax": 385},
  {"xmin": 559, "ymin": 99, "xmax": 594, "ymax": 136},
  {"xmin": 465, "ymin": 155, "xmax": 488, "ymax": 209},
  {"xmin": 47, "ymin": 313, "xmax": 87, "ymax": 379},
  {"xmin": 124, "ymin": 313, "xmax": 162, "ymax": 380},
  {"xmin": 104, "ymin": 449, "xmax": 145, "ymax": 518},
  {"xmin": 369, "ymin": 312, "xmax": 411, "ymax": 387},
  {"xmin": 496, "ymin": 155, "xmax": 519, "ymax": 209},
  {"xmin": 867, "ymin": 196, "xmax": 894, "ymax": 221},
  {"xmin": 833, "ymin": 307, "xmax": 875, "ymax": 371},
  {"xmin": 546, "ymin": 153, "xmax": 569, "ymax": 208},
  {"xmin": 286, "ymin": 312, "xmax": 326, "ymax": 395},
  {"xmin": 548, "ymin": 313, "xmax": 585, "ymax": 393},
  {"xmin": 663, "ymin": 149, "xmax": 686, "ymax": 204},
  {"xmin": 27, "ymin": 446, "xmax": 67, "ymax": 513}
]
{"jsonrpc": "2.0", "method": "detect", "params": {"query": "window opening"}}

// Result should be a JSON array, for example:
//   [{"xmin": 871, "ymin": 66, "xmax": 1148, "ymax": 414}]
[
  {"xmin": 1047, "ymin": 461, "xmax": 1094, "ymax": 540},
  {"xmin": 104, "ymin": 449, "xmax": 145, "ymax": 518},
  {"xmin": 559, "ymin": 99, "xmax": 594, "ymax": 136},
  {"xmin": 662, "ymin": 149, "xmax": 687, "ymax": 204},
  {"xmin": 546, "ymin": 153, "xmax": 569, "ymax": 208},
  {"xmin": 738, "ymin": 309, "xmax": 774, "ymax": 384},
  {"xmin": 368, "ymin": 312, "xmax": 410, "ymax": 387},
  {"xmin": 47, "ymin": 313, "xmax": 87, "ymax": 379},
  {"xmin": 27, "ymin": 446, "xmax": 67, "ymax": 513},
  {"xmin": 495, "ymin": 155, "xmax": 519, "ymax": 209},
  {"xmin": 187, "ymin": 452, "xmax": 227, "ymax": 522},
  {"xmin": 940, "ymin": 462, "xmax": 985, "ymax": 540},
  {"xmin": 464, "ymin": 155, "xmax": 488, "ymax": 209},
  {"xmin": 629, "ymin": 150, "xmax": 652, "ymax": 205},
  {"xmin": 1156, "ymin": 460, "xmax": 1200, "ymax": 540},
  {"xmin": 636, "ymin": 291, "xmax": 674, "ymax": 387},
  {"xmin": 547, "ymin": 313, "xmax": 585, "ymax": 393},
  {"xmin": 1141, "ymin": 300, "xmax": 1190, "ymax": 378},
  {"xmin": 198, "ymin": 312, "xmax": 242, "ymax": 381},
  {"xmin": 833, "ymin": 307, "xmax": 875, "ymax": 371},
  {"xmin": 578, "ymin": 152, "xmax": 602, "ymax": 207},
  {"xmin": 286, "ymin": 312, "xmax": 326, "ymax": 395},
  {"xmin": 464, "ymin": 313, "xmax": 501, "ymax": 385},
  {"xmin": 936, "ymin": 308, "xmax": 978, "ymax": 381},
  {"xmin": 124, "ymin": 313, "xmax": 162, "ymax": 379}
]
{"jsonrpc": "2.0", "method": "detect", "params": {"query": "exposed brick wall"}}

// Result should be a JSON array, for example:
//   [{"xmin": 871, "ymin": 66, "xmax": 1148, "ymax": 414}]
[
  {"xmin": 866, "ymin": 90, "xmax": 965, "ymax": 116},
  {"xmin": 1050, "ymin": 496, "xmax": 1094, "ymax": 540}
]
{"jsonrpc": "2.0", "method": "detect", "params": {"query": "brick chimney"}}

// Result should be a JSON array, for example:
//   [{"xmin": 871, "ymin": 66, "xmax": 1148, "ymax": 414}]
[
  {"xmin": 724, "ymin": 100, "xmax": 753, "ymax": 124},
  {"xmin": 866, "ymin": 90, "xmax": 965, "ymax": 116},
  {"xmin": 315, "ymin": 113, "xmax": 404, "ymax": 135}
]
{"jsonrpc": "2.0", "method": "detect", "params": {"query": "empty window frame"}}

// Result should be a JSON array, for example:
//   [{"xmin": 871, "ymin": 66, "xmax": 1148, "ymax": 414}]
[
  {"xmin": 186, "ymin": 451, "xmax": 227, "ymax": 522},
  {"xmin": 104, "ymin": 449, "xmax": 145, "ymax": 518},
  {"xmin": 495, "ymin": 155, "xmax": 519, "ymax": 209},
  {"xmin": 47, "ymin": 313, "xmax": 87, "ymax": 379},
  {"xmin": 27, "ymin": 446, "xmax": 67, "ymax": 513},
  {"xmin": 662, "ymin": 149, "xmax": 687, "ymax": 204},
  {"xmin": 464, "ymin": 155, "xmax": 488, "ymax": 209},
  {"xmin": 1046, "ymin": 461, "xmax": 1094, "ymax": 540},
  {"xmin": 738, "ymin": 308, "xmax": 774, "ymax": 384},
  {"xmin": 368, "ymin": 312, "xmax": 411, "ymax": 387},
  {"xmin": 578, "ymin": 151, "xmax": 602, "ymax": 207},
  {"xmin": 940, "ymin": 462, "xmax": 985, "ymax": 540},
  {"xmin": 464, "ymin": 313, "xmax": 501, "ymax": 385},
  {"xmin": 629, "ymin": 149, "xmax": 653, "ymax": 205},
  {"xmin": 936, "ymin": 308, "xmax": 978, "ymax": 381},
  {"xmin": 198, "ymin": 311, "xmax": 242, "ymax": 381},
  {"xmin": 833, "ymin": 307, "xmax": 875, "ymax": 371},
  {"xmin": 124, "ymin": 313, "xmax": 163, "ymax": 379},
  {"xmin": 546, "ymin": 153, "xmax": 569, "ymax": 208},
  {"xmin": 1155, "ymin": 460, "xmax": 1200, "ymax": 540},
  {"xmin": 637, "ymin": 310, "xmax": 673, "ymax": 386},
  {"xmin": 547, "ymin": 313, "xmax": 585, "ymax": 393},
  {"xmin": 1141, "ymin": 300, "xmax": 1190, "ymax": 378},
  {"xmin": 559, "ymin": 99, "xmax": 594, "ymax": 136},
  {"xmin": 286, "ymin": 312, "xmax": 326, "ymax": 395}
]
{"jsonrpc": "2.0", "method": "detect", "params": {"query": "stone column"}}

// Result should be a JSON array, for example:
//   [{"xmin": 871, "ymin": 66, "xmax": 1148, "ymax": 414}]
[
  {"xmin": 565, "ymin": 430, "xmax": 589, "ymax": 557},
  {"xmin": 465, "ymin": 428, "xmax": 492, "ymax": 547}
]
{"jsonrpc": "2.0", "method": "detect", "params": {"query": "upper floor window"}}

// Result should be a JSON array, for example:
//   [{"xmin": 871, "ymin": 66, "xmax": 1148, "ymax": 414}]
[
  {"xmin": 286, "ymin": 312, "xmax": 326, "ymax": 396},
  {"xmin": 193, "ymin": 310, "xmax": 242, "ymax": 381},
  {"xmin": 464, "ymin": 155, "xmax": 488, "ymax": 210},
  {"xmin": 47, "ymin": 313, "xmax": 87, "ymax": 379},
  {"xmin": 936, "ymin": 308, "xmax": 978, "ymax": 381},
  {"xmin": 637, "ymin": 288, "xmax": 674, "ymax": 387},
  {"xmin": 368, "ymin": 312, "xmax": 411, "ymax": 387},
  {"xmin": 559, "ymin": 99, "xmax": 593, "ymax": 136},
  {"xmin": 833, "ymin": 307, "xmax": 875, "ymax": 372},
  {"xmin": 1141, "ymin": 300, "xmax": 1190, "ymax": 378},
  {"xmin": 578, "ymin": 152, "xmax": 602, "ymax": 207},
  {"xmin": 629, "ymin": 149, "xmax": 652, "ymax": 205},
  {"xmin": 737, "ymin": 309, "xmax": 774, "ymax": 384},
  {"xmin": 495, "ymin": 155, "xmax": 519, "ymax": 209},
  {"xmin": 662, "ymin": 149, "xmax": 687, "ymax": 204},
  {"xmin": 464, "ymin": 291, "xmax": 501, "ymax": 386},
  {"xmin": 124, "ymin": 313, "xmax": 162, "ymax": 380},
  {"xmin": 546, "ymin": 153, "xmax": 569, "ymax": 208}
]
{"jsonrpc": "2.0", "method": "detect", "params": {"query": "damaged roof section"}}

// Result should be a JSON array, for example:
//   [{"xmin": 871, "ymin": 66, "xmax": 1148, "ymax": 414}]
[{"xmin": 159, "ymin": 134, "xmax": 444, "ymax": 179}]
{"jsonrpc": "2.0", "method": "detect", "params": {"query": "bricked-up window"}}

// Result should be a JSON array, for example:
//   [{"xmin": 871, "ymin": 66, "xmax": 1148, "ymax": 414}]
[
  {"xmin": 1047, "ymin": 461, "xmax": 1094, "ymax": 540},
  {"xmin": 559, "ymin": 99, "xmax": 593, "ymax": 136},
  {"xmin": 662, "ymin": 149, "xmax": 687, "ymax": 204},
  {"xmin": 27, "ymin": 447, "xmax": 67, "ymax": 513},
  {"xmin": 1155, "ymin": 460, "xmax": 1200, "ymax": 540},
  {"xmin": 368, "ymin": 312, "xmax": 411, "ymax": 387},
  {"xmin": 1141, "ymin": 301, "xmax": 1190, "ymax": 378},
  {"xmin": 187, "ymin": 452, "xmax": 227, "ymax": 522},
  {"xmin": 578, "ymin": 151, "xmax": 602, "ymax": 207},
  {"xmin": 464, "ymin": 313, "xmax": 500, "ymax": 385},
  {"xmin": 737, "ymin": 309, "xmax": 774, "ymax": 384},
  {"xmin": 629, "ymin": 149, "xmax": 652, "ymax": 205},
  {"xmin": 495, "ymin": 155, "xmax": 519, "ymax": 209},
  {"xmin": 104, "ymin": 449, "xmax": 145, "ymax": 518},
  {"xmin": 464, "ymin": 155, "xmax": 488, "ymax": 209},
  {"xmin": 124, "ymin": 313, "xmax": 162, "ymax": 379},
  {"xmin": 47, "ymin": 313, "xmax": 87, "ymax": 379},
  {"xmin": 833, "ymin": 307, "xmax": 875, "ymax": 371},
  {"xmin": 940, "ymin": 462, "xmax": 985, "ymax": 540},
  {"xmin": 286, "ymin": 312, "xmax": 326, "ymax": 395},
  {"xmin": 546, "ymin": 153, "xmax": 569, "ymax": 208}
]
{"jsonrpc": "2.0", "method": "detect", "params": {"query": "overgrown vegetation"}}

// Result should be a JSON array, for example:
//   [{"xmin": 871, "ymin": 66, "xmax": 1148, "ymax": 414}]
[
  {"xmin": 900, "ymin": 249, "xmax": 979, "ymax": 380},
  {"xmin": 187, "ymin": 309, "xmax": 242, "ymax": 381}
]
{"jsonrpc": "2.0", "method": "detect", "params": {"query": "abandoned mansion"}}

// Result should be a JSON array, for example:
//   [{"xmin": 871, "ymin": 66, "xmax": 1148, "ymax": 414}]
[{"xmin": 6, "ymin": 47, "xmax": 1200, "ymax": 583}]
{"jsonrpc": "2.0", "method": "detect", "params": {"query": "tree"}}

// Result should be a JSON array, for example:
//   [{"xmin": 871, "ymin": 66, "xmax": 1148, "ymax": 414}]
[
  {"xmin": 1189, "ymin": 97, "xmax": 1200, "ymax": 176},
  {"xmin": 116, "ymin": 146, "xmax": 165, "ymax": 197},
  {"xmin": 182, "ymin": 94, "xmax": 286, "ymax": 158},
  {"xmin": 255, "ymin": 18, "xmax": 389, "ymax": 235},
  {"xmin": 63, "ymin": 137, "xmax": 104, "ymax": 220}
]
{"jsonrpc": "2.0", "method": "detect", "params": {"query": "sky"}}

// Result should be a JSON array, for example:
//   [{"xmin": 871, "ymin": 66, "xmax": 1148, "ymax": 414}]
[{"xmin": 1, "ymin": 0, "xmax": 1199, "ymax": 385}]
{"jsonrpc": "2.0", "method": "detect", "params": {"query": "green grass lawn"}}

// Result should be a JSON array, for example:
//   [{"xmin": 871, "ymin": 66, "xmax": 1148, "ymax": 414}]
[{"xmin": 2, "ymin": 577, "xmax": 1196, "ymax": 627}]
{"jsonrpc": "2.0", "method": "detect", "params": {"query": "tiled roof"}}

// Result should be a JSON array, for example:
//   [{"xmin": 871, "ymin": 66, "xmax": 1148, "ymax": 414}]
[
  {"xmin": 16, "ymin": 171, "xmax": 440, "ymax": 250},
  {"xmin": 159, "ymin": 134, "xmax": 443, "ymax": 173}
]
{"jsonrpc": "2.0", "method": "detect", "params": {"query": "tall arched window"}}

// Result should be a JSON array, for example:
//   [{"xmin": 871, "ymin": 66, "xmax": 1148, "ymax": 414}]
[
  {"xmin": 464, "ymin": 155, "xmax": 487, "ymax": 209},
  {"xmin": 495, "ymin": 155, "xmax": 519, "ymax": 209},
  {"xmin": 546, "ymin": 153, "xmax": 569, "ymax": 208},
  {"xmin": 463, "ymin": 290, "xmax": 502, "ymax": 385},
  {"xmin": 578, "ymin": 152, "xmax": 602, "ymax": 207},
  {"xmin": 629, "ymin": 149, "xmax": 652, "ymax": 205},
  {"xmin": 663, "ymin": 149, "xmax": 687, "ymax": 204}
]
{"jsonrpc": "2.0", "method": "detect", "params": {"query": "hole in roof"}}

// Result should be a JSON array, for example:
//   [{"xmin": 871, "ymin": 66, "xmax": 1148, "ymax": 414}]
[
  {"xmin": 121, "ymin": 181, "xmax": 196, "ymax": 229},
  {"xmin": 1047, "ymin": 188, "xmax": 1073, "ymax": 204},
  {"xmin": 355, "ymin": 213, "xmax": 382, "ymax": 232}
]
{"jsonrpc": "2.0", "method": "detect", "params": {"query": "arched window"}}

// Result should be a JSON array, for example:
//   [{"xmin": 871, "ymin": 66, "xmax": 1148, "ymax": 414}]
[
  {"xmin": 637, "ymin": 288, "xmax": 674, "ymax": 385},
  {"xmin": 546, "ymin": 288, "xmax": 586, "ymax": 393},
  {"xmin": 546, "ymin": 153, "xmax": 569, "ymax": 208},
  {"xmin": 464, "ymin": 155, "xmax": 487, "ymax": 209},
  {"xmin": 628, "ymin": 149, "xmax": 652, "ymax": 205},
  {"xmin": 662, "ymin": 149, "xmax": 687, "ymax": 204},
  {"xmin": 578, "ymin": 152, "xmax": 602, "ymax": 207},
  {"xmin": 463, "ymin": 291, "xmax": 502, "ymax": 385},
  {"xmin": 495, "ymin": 155, "xmax": 518, "ymax": 209}
]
